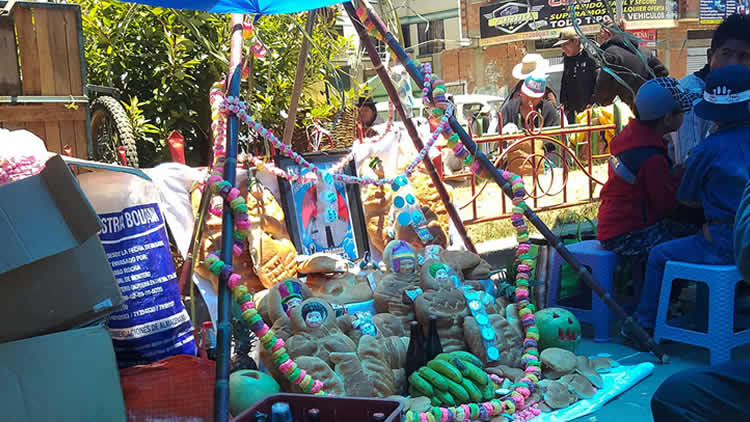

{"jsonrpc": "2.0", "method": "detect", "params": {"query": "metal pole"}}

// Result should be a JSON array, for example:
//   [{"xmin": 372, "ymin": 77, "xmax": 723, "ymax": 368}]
[
  {"xmin": 215, "ymin": 14, "xmax": 244, "ymax": 422},
  {"xmin": 344, "ymin": 4, "xmax": 478, "ymax": 254},
  {"xmin": 281, "ymin": 9, "xmax": 316, "ymax": 146},
  {"xmin": 349, "ymin": 0, "xmax": 668, "ymax": 363}
]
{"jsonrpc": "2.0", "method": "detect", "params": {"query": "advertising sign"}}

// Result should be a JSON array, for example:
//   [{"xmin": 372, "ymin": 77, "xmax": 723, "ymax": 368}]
[
  {"xmin": 700, "ymin": 0, "xmax": 749, "ymax": 25},
  {"xmin": 480, "ymin": 0, "xmax": 678, "ymax": 45}
]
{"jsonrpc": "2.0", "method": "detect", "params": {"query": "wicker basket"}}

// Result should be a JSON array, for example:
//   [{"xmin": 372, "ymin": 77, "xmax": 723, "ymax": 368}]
[{"xmin": 289, "ymin": 106, "xmax": 357, "ymax": 153}]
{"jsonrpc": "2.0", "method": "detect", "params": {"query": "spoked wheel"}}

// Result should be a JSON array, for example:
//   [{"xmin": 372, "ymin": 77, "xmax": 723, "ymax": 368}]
[{"xmin": 90, "ymin": 96, "xmax": 139, "ymax": 167}]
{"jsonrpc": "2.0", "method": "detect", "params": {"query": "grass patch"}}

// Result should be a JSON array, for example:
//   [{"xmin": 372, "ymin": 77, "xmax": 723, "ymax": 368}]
[{"xmin": 466, "ymin": 202, "xmax": 600, "ymax": 244}]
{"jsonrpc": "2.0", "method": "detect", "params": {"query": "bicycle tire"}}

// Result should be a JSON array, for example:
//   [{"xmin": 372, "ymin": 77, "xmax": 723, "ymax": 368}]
[{"xmin": 90, "ymin": 96, "xmax": 139, "ymax": 167}]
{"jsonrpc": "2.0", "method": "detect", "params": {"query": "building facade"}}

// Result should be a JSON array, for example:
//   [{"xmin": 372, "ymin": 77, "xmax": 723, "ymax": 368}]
[{"xmin": 438, "ymin": 0, "xmax": 722, "ymax": 96}]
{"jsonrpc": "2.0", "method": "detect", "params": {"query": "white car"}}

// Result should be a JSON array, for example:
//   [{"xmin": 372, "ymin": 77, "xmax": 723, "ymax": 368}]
[{"xmin": 376, "ymin": 94, "xmax": 505, "ymax": 135}]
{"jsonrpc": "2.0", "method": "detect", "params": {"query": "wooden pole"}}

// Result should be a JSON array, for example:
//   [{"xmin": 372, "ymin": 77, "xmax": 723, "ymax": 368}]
[
  {"xmin": 281, "ymin": 10, "xmax": 316, "ymax": 146},
  {"xmin": 345, "ymin": 4, "xmax": 478, "ymax": 254},
  {"xmin": 348, "ymin": 0, "xmax": 668, "ymax": 363}
]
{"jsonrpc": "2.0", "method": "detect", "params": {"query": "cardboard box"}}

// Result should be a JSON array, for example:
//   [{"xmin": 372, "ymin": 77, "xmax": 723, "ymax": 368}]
[
  {"xmin": 0, "ymin": 155, "xmax": 124, "ymax": 343},
  {"xmin": 0, "ymin": 325, "xmax": 126, "ymax": 421}
]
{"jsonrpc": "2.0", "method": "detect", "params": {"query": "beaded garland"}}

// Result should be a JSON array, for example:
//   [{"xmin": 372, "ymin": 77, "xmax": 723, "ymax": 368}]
[
  {"xmin": 202, "ymin": 160, "xmax": 540, "ymax": 417},
  {"xmin": 210, "ymin": 80, "xmax": 451, "ymax": 190},
  {"xmin": 206, "ymin": 14, "xmax": 538, "ymax": 414},
  {"xmin": 353, "ymin": 4, "xmax": 540, "ymax": 421},
  {"xmin": 219, "ymin": 94, "xmax": 453, "ymax": 190}
]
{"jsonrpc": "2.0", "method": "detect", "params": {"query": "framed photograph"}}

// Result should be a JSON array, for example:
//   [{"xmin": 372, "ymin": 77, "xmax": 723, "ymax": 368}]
[{"xmin": 276, "ymin": 151, "xmax": 369, "ymax": 260}]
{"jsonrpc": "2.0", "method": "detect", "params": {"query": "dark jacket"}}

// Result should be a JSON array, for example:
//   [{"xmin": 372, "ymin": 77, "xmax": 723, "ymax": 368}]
[
  {"xmin": 560, "ymin": 49, "xmax": 598, "ymax": 122},
  {"xmin": 500, "ymin": 97, "xmax": 559, "ymax": 130},
  {"xmin": 594, "ymin": 34, "xmax": 669, "ymax": 111},
  {"xmin": 597, "ymin": 119, "xmax": 682, "ymax": 241}
]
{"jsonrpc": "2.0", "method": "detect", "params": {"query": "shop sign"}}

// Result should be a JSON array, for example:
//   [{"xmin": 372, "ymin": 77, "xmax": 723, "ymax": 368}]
[
  {"xmin": 480, "ymin": 0, "xmax": 678, "ymax": 45},
  {"xmin": 628, "ymin": 28, "xmax": 657, "ymax": 48},
  {"xmin": 700, "ymin": 0, "xmax": 750, "ymax": 25}
]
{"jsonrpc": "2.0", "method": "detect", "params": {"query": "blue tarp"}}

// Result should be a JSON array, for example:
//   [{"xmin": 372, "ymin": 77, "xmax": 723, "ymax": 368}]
[{"xmin": 118, "ymin": 0, "xmax": 346, "ymax": 14}]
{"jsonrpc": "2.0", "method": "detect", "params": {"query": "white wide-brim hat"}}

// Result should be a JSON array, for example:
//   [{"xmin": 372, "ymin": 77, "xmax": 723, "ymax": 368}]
[{"xmin": 512, "ymin": 54, "xmax": 550, "ymax": 80}]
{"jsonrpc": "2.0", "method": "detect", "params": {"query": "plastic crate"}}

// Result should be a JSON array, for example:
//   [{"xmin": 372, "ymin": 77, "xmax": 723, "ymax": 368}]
[{"xmin": 232, "ymin": 393, "xmax": 403, "ymax": 422}]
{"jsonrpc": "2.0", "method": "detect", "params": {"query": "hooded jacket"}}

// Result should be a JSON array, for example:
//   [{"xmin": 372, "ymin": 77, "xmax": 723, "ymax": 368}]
[
  {"xmin": 597, "ymin": 119, "xmax": 682, "ymax": 241},
  {"xmin": 594, "ymin": 34, "xmax": 669, "ymax": 110}
]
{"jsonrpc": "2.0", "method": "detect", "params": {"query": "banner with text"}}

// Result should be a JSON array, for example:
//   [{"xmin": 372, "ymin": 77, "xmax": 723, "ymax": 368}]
[
  {"xmin": 480, "ymin": 0, "xmax": 678, "ymax": 45},
  {"xmin": 700, "ymin": 0, "xmax": 749, "ymax": 25}
]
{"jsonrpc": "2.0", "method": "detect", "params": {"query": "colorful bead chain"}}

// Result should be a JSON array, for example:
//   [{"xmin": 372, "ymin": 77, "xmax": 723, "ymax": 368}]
[
  {"xmin": 201, "ymin": 252, "xmax": 327, "ymax": 395},
  {"xmin": 352, "ymin": 7, "xmax": 540, "ymax": 419},
  {"xmin": 220, "ymin": 94, "xmax": 452, "ymax": 189},
  {"xmin": 402, "ymin": 171, "xmax": 539, "ymax": 422},
  {"xmin": 210, "ymin": 80, "xmax": 449, "ymax": 190}
]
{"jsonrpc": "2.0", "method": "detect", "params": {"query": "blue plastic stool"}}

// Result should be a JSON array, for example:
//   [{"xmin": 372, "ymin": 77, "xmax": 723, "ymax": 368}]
[
  {"xmin": 546, "ymin": 240, "xmax": 621, "ymax": 342},
  {"xmin": 653, "ymin": 262, "xmax": 750, "ymax": 365}
]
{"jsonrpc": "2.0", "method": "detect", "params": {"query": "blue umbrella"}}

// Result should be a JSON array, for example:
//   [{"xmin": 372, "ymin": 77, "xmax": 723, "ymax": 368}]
[{"xmin": 119, "ymin": 0, "xmax": 345, "ymax": 14}]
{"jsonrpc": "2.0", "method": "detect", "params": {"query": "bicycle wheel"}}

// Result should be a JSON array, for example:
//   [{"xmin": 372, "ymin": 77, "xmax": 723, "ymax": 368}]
[{"xmin": 90, "ymin": 96, "xmax": 139, "ymax": 167}]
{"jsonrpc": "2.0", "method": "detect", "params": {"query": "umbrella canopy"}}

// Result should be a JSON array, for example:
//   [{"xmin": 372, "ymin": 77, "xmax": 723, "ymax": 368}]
[{"xmin": 118, "ymin": 0, "xmax": 345, "ymax": 14}]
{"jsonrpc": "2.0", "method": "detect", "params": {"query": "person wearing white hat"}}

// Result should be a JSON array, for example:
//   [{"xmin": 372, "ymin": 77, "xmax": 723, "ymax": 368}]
[
  {"xmin": 508, "ymin": 54, "xmax": 558, "ymax": 107},
  {"xmin": 501, "ymin": 71, "xmax": 559, "ymax": 131},
  {"xmin": 511, "ymin": 53, "xmax": 549, "ymax": 81}
]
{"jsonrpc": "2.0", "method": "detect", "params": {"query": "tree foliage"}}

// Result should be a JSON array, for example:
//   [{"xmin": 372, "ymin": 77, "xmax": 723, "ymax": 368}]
[{"xmin": 78, "ymin": 1, "xmax": 356, "ymax": 166}]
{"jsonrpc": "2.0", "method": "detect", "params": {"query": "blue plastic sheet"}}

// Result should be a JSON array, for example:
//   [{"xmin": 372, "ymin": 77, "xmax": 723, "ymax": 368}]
[
  {"xmin": 118, "ymin": 0, "xmax": 346, "ymax": 14},
  {"xmin": 535, "ymin": 362, "xmax": 655, "ymax": 422}
]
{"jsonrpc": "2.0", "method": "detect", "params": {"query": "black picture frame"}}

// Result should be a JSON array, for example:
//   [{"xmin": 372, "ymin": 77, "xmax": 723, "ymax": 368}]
[{"xmin": 275, "ymin": 151, "xmax": 369, "ymax": 260}]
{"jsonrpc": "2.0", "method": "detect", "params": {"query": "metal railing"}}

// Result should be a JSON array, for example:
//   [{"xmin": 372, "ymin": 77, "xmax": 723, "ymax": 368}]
[{"xmin": 445, "ymin": 106, "xmax": 622, "ymax": 225}]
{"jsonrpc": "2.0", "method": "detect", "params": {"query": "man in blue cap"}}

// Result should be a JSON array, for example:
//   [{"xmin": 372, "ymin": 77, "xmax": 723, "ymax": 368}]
[{"xmin": 622, "ymin": 65, "xmax": 750, "ymax": 347}]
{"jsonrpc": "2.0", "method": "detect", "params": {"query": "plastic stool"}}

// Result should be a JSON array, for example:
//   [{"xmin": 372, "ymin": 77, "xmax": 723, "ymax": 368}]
[
  {"xmin": 653, "ymin": 262, "xmax": 750, "ymax": 365},
  {"xmin": 546, "ymin": 240, "xmax": 621, "ymax": 342}
]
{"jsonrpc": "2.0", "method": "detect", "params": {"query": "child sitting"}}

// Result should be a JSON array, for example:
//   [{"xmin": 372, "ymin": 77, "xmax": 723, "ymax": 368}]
[
  {"xmin": 597, "ymin": 77, "xmax": 700, "ymax": 259},
  {"xmin": 623, "ymin": 65, "xmax": 750, "ymax": 346}
]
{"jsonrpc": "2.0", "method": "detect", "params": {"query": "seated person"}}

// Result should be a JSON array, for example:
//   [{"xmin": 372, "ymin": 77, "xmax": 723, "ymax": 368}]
[
  {"xmin": 597, "ymin": 77, "xmax": 700, "ymax": 258},
  {"xmin": 501, "ymin": 71, "xmax": 559, "ymax": 131},
  {"xmin": 675, "ymin": 14, "xmax": 750, "ymax": 165},
  {"xmin": 650, "ymin": 181, "xmax": 750, "ymax": 422},
  {"xmin": 623, "ymin": 65, "xmax": 750, "ymax": 345},
  {"xmin": 508, "ymin": 54, "xmax": 558, "ymax": 107}
]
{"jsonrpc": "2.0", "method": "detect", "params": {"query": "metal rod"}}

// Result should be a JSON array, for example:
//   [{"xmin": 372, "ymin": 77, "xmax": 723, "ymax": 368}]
[
  {"xmin": 214, "ymin": 14, "xmax": 244, "ymax": 422},
  {"xmin": 178, "ymin": 181, "xmax": 212, "ymax": 295},
  {"xmin": 55, "ymin": 154, "xmax": 151, "ymax": 181},
  {"xmin": 344, "ymin": 3, "xmax": 477, "ymax": 254},
  {"xmin": 281, "ymin": 9, "xmax": 316, "ymax": 146},
  {"xmin": 0, "ymin": 95, "xmax": 89, "ymax": 103},
  {"xmin": 354, "ymin": 0, "xmax": 668, "ymax": 362}
]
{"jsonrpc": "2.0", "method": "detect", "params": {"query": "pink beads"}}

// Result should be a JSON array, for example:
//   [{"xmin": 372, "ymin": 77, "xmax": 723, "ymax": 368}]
[
  {"xmin": 279, "ymin": 359, "xmax": 293, "ymax": 374},
  {"xmin": 272, "ymin": 338, "xmax": 285, "ymax": 352},
  {"xmin": 227, "ymin": 273, "xmax": 242, "ymax": 289},
  {"xmin": 310, "ymin": 380, "xmax": 324, "ymax": 394},
  {"xmin": 240, "ymin": 301, "xmax": 255, "ymax": 311},
  {"xmin": 256, "ymin": 324, "xmax": 269, "ymax": 338}
]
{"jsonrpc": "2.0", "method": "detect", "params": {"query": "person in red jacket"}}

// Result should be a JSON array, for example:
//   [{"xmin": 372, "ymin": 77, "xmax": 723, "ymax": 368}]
[{"xmin": 597, "ymin": 77, "xmax": 701, "ymax": 258}]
